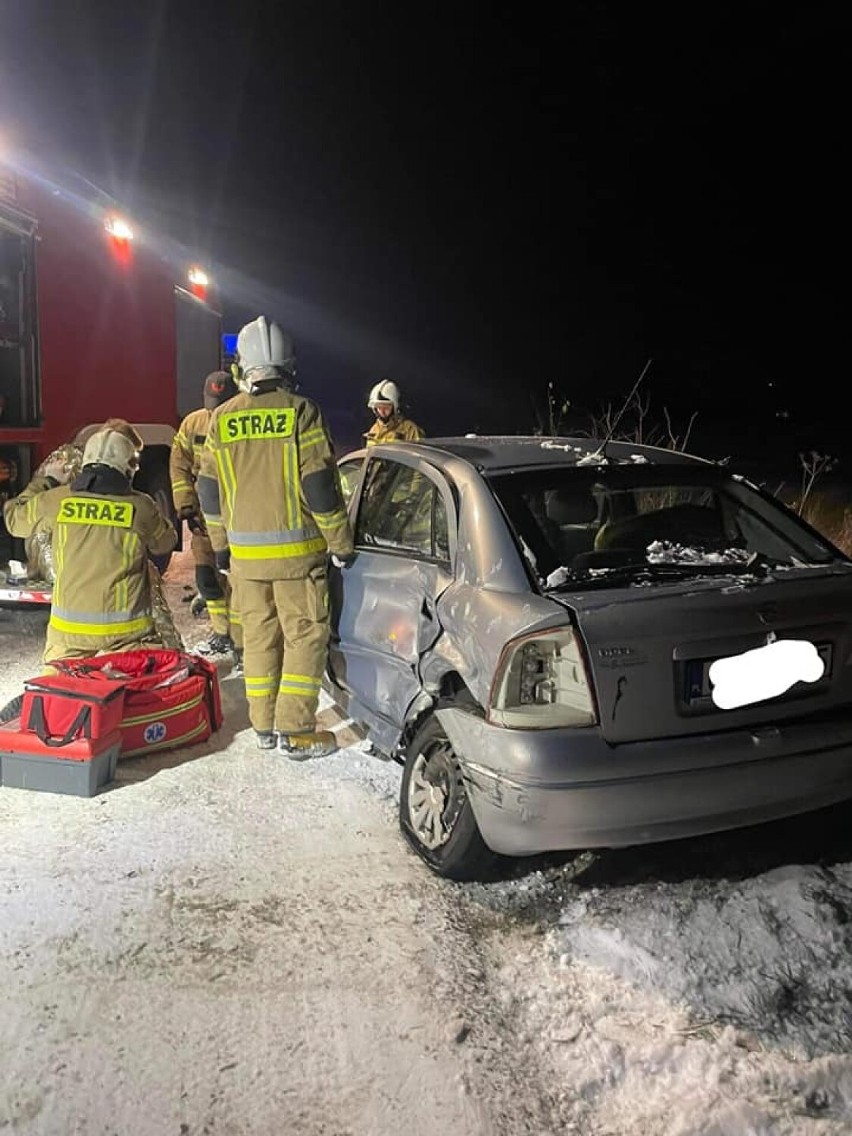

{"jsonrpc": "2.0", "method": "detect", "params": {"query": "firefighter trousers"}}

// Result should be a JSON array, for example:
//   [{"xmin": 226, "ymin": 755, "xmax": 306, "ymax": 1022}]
[
  {"xmin": 237, "ymin": 568, "xmax": 329, "ymax": 734},
  {"xmin": 191, "ymin": 529, "xmax": 242, "ymax": 646}
]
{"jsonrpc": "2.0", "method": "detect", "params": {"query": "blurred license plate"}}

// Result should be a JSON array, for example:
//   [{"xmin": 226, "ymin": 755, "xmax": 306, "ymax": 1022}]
[{"xmin": 688, "ymin": 641, "xmax": 832, "ymax": 704}]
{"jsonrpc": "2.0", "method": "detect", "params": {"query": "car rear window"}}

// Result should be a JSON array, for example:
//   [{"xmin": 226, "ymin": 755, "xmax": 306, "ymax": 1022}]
[{"xmin": 486, "ymin": 464, "xmax": 839, "ymax": 583}]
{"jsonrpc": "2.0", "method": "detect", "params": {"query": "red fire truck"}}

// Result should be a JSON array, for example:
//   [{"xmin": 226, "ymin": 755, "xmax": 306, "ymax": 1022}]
[{"xmin": 0, "ymin": 155, "xmax": 222, "ymax": 603}]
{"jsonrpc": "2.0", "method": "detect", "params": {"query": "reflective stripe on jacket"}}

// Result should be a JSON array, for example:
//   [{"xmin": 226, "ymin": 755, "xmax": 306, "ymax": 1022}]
[
  {"xmin": 197, "ymin": 388, "xmax": 354, "ymax": 581},
  {"xmin": 3, "ymin": 478, "xmax": 177, "ymax": 651},
  {"xmin": 170, "ymin": 407, "xmax": 212, "ymax": 512}
]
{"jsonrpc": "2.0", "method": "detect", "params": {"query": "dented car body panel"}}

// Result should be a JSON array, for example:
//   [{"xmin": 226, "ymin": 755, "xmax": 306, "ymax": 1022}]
[{"xmin": 327, "ymin": 435, "xmax": 852, "ymax": 858}]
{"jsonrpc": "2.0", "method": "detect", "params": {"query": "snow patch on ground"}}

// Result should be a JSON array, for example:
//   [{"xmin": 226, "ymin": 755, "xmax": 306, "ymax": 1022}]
[
  {"xmin": 0, "ymin": 552, "xmax": 567, "ymax": 1135},
  {"xmin": 5, "ymin": 550, "xmax": 852, "ymax": 1133},
  {"xmin": 462, "ymin": 819, "xmax": 852, "ymax": 1135}
]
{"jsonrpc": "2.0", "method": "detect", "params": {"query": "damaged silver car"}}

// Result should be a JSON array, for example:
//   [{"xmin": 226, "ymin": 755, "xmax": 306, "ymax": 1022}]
[{"xmin": 326, "ymin": 436, "xmax": 852, "ymax": 880}]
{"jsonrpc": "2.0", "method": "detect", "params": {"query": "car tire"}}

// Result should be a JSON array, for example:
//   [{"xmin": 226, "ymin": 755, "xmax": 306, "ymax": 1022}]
[
  {"xmin": 0, "ymin": 693, "xmax": 23, "ymax": 724},
  {"xmin": 399, "ymin": 712, "xmax": 497, "ymax": 881}
]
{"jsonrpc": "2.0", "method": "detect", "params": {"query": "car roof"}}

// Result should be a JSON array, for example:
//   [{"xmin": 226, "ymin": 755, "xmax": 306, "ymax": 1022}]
[{"xmin": 347, "ymin": 435, "xmax": 713, "ymax": 472}]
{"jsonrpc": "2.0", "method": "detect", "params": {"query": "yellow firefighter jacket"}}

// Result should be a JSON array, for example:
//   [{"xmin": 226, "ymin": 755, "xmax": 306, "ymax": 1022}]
[
  {"xmin": 4, "ymin": 476, "xmax": 177, "ymax": 654},
  {"xmin": 197, "ymin": 388, "xmax": 354, "ymax": 582},
  {"xmin": 169, "ymin": 407, "xmax": 211, "ymax": 513},
  {"xmin": 364, "ymin": 413, "xmax": 424, "ymax": 446}
]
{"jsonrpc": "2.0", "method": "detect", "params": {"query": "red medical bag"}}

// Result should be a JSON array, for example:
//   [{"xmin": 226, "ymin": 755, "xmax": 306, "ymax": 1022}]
[
  {"xmin": 22, "ymin": 674, "xmax": 127, "ymax": 747},
  {"xmin": 48, "ymin": 649, "xmax": 223, "ymax": 757}
]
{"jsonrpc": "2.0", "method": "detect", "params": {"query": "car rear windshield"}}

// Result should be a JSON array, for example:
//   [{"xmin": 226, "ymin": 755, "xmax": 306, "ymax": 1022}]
[{"xmin": 486, "ymin": 464, "xmax": 840, "ymax": 584}]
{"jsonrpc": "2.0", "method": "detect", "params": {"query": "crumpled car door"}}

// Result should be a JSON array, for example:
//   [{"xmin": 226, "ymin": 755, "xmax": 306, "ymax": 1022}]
[{"xmin": 329, "ymin": 455, "xmax": 454, "ymax": 733}]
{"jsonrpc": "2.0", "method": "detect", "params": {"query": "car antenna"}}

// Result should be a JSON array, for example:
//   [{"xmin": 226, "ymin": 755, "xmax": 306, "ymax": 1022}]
[{"xmin": 583, "ymin": 357, "xmax": 653, "ymax": 465}]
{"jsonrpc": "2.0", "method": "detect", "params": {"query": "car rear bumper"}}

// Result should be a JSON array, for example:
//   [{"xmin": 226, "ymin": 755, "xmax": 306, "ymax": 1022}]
[{"xmin": 435, "ymin": 707, "xmax": 852, "ymax": 856}]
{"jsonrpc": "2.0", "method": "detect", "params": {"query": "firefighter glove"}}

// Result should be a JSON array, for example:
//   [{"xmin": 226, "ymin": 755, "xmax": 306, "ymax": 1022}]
[
  {"xmin": 215, "ymin": 549, "xmax": 231, "ymax": 575},
  {"xmin": 178, "ymin": 504, "xmax": 199, "ymax": 520},
  {"xmin": 332, "ymin": 552, "xmax": 357, "ymax": 569}
]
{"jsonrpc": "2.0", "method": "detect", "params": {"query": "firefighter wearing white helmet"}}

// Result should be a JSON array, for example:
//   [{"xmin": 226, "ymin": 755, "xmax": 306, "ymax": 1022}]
[
  {"xmin": 3, "ymin": 421, "xmax": 177, "ymax": 667},
  {"xmin": 198, "ymin": 316, "xmax": 355, "ymax": 757},
  {"xmin": 364, "ymin": 378, "xmax": 424, "ymax": 446}
]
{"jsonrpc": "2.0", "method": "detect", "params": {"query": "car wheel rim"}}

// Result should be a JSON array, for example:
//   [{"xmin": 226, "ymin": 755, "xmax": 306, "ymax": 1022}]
[{"xmin": 407, "ymin": 738, "xmax": 466, "ymax": 850}]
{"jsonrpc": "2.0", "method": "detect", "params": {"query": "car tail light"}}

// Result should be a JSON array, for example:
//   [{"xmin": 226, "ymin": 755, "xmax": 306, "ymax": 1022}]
[{"xmin": 488, "ymin": 625, "xmax": 598, "ymax": 729}]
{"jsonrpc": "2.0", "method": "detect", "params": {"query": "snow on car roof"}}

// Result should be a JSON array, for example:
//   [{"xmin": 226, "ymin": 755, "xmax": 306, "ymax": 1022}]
[{"xmin": 398, "ymin": 435, "xmax": 712, "ymax": 471}]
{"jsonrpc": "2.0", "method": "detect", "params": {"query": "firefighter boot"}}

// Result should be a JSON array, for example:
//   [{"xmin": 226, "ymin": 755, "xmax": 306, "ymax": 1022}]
[
  {"xmin": 277, "ymin": 730, "xmax": 338, "ymax": 760},
  {"xmin": 189, "ymin": 594, "xmax": 207, "ymax": 617},
  {"xmin": 195, "ymin": 632, "xmax": 234, "ymax": 657},
  {"xmin": 255, "ymin": 730, "xmax": 277, "ymax": 750},
  {"xmin": 232, "ymin": 647, "xmax": 244, "ymax": 677}
]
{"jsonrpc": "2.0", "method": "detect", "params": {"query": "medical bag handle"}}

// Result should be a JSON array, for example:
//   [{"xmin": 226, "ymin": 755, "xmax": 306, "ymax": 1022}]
[{"xmin": 27, "ymin": 697, "xmax": 93, "ymax": 748}]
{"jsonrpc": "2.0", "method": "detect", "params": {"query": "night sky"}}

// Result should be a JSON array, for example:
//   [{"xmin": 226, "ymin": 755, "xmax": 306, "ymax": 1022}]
[{"xmin": 2, "ymin": 1, "xmax": 850, "ymax": 466}]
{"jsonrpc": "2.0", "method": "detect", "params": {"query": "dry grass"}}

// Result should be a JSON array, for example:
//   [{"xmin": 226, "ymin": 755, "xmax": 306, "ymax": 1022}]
[{"xmin": 797, "ymin": 493, "xmax": 852, "ymax": 557}]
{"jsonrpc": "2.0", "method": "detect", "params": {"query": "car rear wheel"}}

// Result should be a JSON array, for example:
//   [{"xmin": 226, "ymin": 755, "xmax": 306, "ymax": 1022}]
[{"xmin": 399, "ymin": 713, "xmax": 497, "ymax": 881}]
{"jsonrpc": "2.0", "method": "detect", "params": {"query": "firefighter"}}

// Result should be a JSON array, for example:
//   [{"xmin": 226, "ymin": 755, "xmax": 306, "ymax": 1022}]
[
  {"xmin": 3, "ymin": 423, "xmax": 177, "ymax": 665},
  {"xmin": 197, "ymin": 316, "xmax": 355, "ymax": 756},
  {"xmin": 363, "ymin": 379, "xmax": 424, "ymax": 446},
  {"xmin": 170, "ymin": 370, "xmax": 243, "ymax": 670}
]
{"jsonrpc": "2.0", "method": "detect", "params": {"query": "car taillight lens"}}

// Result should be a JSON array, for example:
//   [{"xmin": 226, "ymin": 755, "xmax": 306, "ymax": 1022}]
[{"xmin": 488, "ymin": 626, "xmax": 598, "ymax": 729}]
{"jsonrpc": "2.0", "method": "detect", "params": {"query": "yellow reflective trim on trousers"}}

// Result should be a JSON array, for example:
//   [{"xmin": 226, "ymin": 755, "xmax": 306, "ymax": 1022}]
[
  {"xmin": 49, "ymin": 613, "xmax": 153, "ymax": 637},
  {"xmin": 230, "ymin": 536, "xmax": 326, "ymax": 560},
  {"xmin": 245, "ymin": 676, "xmax": 277, "ymax": 691},
  {"xmin": 278, "ymin": 685, "xmax": 321, "ymax": 698},
  {"xmin": 281, "ymin": 673, "xmax": 321, "ymax": 687}
]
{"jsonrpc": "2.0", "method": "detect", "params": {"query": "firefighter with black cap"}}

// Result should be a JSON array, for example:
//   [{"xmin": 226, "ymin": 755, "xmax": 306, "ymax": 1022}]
[
  {"xmin": 170, "ymin": 370, "xmax": 244, "ymax": 670},
  {"xmin": 3, "ymin": 422, "xmax": 177, "ymax": 665},
  {"xmin": 197, "ymin": 316, "xmax": 355, "ymax": 756}
]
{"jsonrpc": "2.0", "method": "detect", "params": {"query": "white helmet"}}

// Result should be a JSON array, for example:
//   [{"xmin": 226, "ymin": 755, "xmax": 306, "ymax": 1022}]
[
  {"xmin": 81, "ymin": 428, "xmax": 140, "ymax": 480},
  {"xmin": 235, "ymin": 316, "xmax": 296, "ymax": 390},
  {"xmin": 367, "ymin": 379, "xmax": 400, "ymax": 412}
]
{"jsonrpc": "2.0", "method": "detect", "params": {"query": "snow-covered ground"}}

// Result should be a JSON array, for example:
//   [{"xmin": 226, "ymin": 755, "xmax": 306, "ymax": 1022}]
[{"xmin": 3, "ymin": 549, "xmax": 852, "ymax": 1134}]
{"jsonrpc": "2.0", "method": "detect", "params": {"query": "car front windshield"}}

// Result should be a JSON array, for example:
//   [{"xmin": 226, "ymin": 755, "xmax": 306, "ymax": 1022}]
[{"xmin": 486, "ymin": 464, "xmax": 841, "ymax": 588}]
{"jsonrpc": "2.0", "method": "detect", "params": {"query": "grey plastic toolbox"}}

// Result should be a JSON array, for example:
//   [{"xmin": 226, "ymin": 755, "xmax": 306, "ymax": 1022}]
[{"xmin": 0, "ymin": 740, "xmax": 120, "ymax": 797}]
